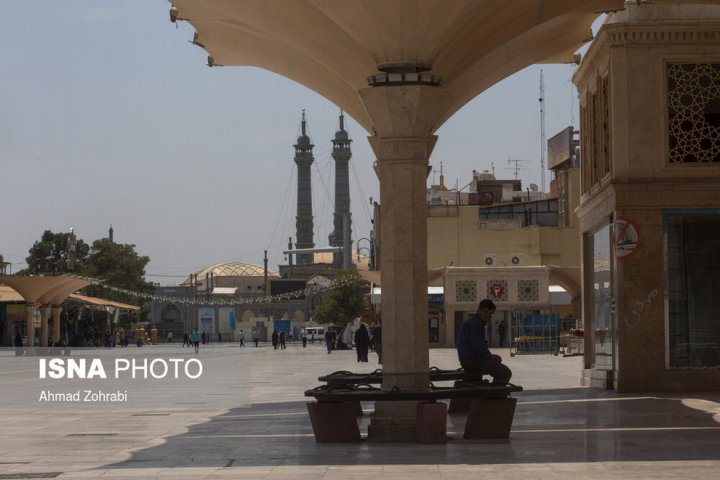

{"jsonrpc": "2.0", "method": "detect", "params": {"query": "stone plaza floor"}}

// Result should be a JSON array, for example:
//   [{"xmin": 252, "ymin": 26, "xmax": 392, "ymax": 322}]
[{"xmin": 0, "ymin": 342, "xmax": 719, "ymax": 479}]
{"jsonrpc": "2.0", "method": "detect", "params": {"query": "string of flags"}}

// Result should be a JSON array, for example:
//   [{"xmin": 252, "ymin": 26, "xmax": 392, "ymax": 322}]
[{"xmin": 80, "ymin": 274, "xmax": 365, "ymax": 306}]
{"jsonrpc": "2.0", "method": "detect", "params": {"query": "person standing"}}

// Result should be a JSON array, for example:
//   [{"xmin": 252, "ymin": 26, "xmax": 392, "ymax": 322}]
[
  {"xmin": 191, "ymin": 330, "xmax": 200, "ymax": 354},
  {"xmin": 279, "ymin": 331, "xmax": 287, "ymax": 350},
  {"xmin": 324, "ymin": 329, "xmax": 334, "ymax": 354},
  {"xmin": 354, "ymin": 323, "xmax": 370, "ymax": 362},
  {"xmin": 271, "ymin": 330, "xmax": 279, "ymax": 350},
  {"xmin": 301, "ymin": 327, "xmax": 308, "ymax": 348},
  {"xmin": 497, "ymin": 319, "xmax": 506, "ymax": 348},
  {"xmin": 253, "ymin": 329, "xmax": 259, "ymax": 347},
  {"xmin": 167, "ymin": 331, "xmax": 173, "ymax": 343},
  {"xmin": 238, "ymin": 329, "xmax": 245, "ymax": 347},
  {"xmin": 456, "ymin": 299, "xmax": 512, "ymax": 385},
  {"xmin": 14, "ymin": 333, "xmax": 23, "ymax": 356},
  {"xmin": 369, "ymin": 321, "xmax": 382, "ymax": 364}
]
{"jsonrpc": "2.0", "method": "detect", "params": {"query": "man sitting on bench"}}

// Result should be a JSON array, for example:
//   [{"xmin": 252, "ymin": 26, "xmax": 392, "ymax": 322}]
[{"xmin": 456, "ymin": 299, "xmax": 512, "ymax": 385}]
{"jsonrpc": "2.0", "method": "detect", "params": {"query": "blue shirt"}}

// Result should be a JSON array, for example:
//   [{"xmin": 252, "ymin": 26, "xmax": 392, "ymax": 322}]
[{"xmin": 456, "ymin": 314, "xmax": 491, "ymax": 361}]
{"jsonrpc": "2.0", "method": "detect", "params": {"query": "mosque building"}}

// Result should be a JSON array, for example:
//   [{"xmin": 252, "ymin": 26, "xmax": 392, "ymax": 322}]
[{"xmin": 151, "ymin": 111, "xmax": 365, "ymax": 341}]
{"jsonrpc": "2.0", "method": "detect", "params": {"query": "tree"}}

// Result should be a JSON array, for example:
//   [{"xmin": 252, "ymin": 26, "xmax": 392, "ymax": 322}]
[
  {"xmin": 18, "ymin": 229, "xmax": 89, "ymax": 275},
  {"xmin": 313, "ymin": 270, "xmax": 367, "ymax": 325},
  {"xmin": 81, "ymin": 238, "xmax": 155, "ymax": 305}
]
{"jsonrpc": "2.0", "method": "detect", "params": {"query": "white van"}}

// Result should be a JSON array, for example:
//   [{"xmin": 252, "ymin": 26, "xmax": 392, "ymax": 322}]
[{"xmin": 304, "ymin": 326, "xmax": 325, "ymax": 342}]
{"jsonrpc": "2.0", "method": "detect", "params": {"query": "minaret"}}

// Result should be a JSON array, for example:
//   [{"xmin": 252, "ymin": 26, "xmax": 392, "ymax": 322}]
[
  {"xmin": 329, "ymin": 110, "xmax": 352, "ymax": 268},
  {"xmin": 108, "ymin": 224, "xmax": 114, "ymax": 242},
  {"xmin": 294, "ymin": 110, "xmax": 315, "ymax": 265}
]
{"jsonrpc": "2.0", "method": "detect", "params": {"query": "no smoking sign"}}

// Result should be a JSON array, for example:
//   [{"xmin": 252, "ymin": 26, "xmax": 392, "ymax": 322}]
[{"xmin": 614, "ymin": 217, "xmax": 640, "ymax": 259}]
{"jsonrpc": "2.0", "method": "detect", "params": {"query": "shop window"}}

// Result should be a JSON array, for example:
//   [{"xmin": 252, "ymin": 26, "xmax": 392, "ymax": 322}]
[
  {"xmin": 592, "ymin": 223, "xmax": 613, "ymax": 370},
  {"xmin": 667, "ymin": 211, "xmax": 720, "ymax": 367}
]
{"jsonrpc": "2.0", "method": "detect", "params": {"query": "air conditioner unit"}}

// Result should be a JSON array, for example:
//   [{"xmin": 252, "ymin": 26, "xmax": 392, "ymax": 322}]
[
  {"xmin": 483, "ymin": 254, "xmax": 497, "ymax": 266},
  {"xmin": 510, "ymin": 254, "xmax": 524, "ymax": 266}
]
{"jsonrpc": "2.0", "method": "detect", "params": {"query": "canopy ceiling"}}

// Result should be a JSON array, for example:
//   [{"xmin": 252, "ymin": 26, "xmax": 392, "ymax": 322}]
[
  {"xmin": 170, "ymin": 0, "xmax": 720, "ymax": 133},
  {"xmin": 169, "ymin": 0, "xmax": 630, "ymax": 132},
  {"xmin": 0, "ymin": 275, "xmax": 91, "ymax": 305}
]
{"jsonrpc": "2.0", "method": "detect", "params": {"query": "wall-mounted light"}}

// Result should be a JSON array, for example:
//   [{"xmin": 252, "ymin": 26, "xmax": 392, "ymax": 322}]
[
  {"xmin": 190, "ymin": 32, "xmax": 205, "ymax": 48},
  {"xmin": 169, "ymin": 6, "xmax": 179, "ymax": 23},
  {"xmin": 207, "ymin": 55, "xmax": 224, "ymax": 68}
]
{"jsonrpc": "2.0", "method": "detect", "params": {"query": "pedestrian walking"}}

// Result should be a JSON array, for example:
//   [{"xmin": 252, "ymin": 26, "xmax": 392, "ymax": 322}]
[{"xmin": 191, "ymin": 330, "xmax": 201, "ymax": 354}]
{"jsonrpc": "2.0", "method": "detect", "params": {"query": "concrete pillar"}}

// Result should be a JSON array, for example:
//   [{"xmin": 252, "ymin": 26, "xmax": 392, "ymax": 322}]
[
  {"xmin": 25, "ymin": 303, "xmax": 36, "ymax": 354},
  {"xmin": 39, "ymin": 305, "xmax": 50, "ymax": 347},
  {"xmin": 359, "ymin": 84, "xmax": 451, "ymax": 441},
  {"xmin": 52, "ymin": 306, "xmax": 63, "ymax": 346}
]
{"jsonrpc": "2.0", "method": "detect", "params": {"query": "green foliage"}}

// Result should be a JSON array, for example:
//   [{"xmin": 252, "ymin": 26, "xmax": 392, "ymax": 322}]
[
  {"xmin": 313, "ymin": 270, "xmax": 367, "ymax": 326},
  {"xmin": 81, "ymin": 238, "xmax": 155, "ymax": 305},
  {"xmin": 17, "ymin": 231, "xmax": 154, "ymax": 314},
  {"xmin": 18, "ymin": 230, "xmax": 89, "ymax": 275}
]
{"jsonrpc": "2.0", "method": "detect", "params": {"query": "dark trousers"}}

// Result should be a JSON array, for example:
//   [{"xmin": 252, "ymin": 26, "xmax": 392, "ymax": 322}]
[{"xmin": 460, "ymin": 356, "xmax": 512, "ymax": 385}]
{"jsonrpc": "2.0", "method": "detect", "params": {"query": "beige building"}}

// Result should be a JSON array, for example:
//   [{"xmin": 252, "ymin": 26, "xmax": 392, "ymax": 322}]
[
  {"xmin": 574, "ymin": 3, "xmax": 720, "ymax": 392},
  {"xmin": 419, "ymin": 145, "xmax": 582, "ymax": 346}
]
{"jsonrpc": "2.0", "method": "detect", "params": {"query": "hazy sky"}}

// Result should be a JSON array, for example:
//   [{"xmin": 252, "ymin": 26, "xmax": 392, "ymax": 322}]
[{"xmin": 1, "ymin": 1, "xmax": 591, "ymax": 285}]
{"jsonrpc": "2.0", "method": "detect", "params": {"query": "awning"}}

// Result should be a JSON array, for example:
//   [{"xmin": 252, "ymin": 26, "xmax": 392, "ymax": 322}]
[
  {"xmin": 371, "ymin": 286, "xmax": 444, "ymax": 305},
  {"xmin": 212, "ymin": 287, "xmax": 237, "ymax": 295},
  {"xmin": 358, "ymin": 268, "xmax": 445, "ymax": 287},
  {"xmin": 67, "ymin": 293, "xmax": 141, "ymax": 311},
  {"xmin": 0, "ymin": 284, "xmax": 24, "ymax": 303}
]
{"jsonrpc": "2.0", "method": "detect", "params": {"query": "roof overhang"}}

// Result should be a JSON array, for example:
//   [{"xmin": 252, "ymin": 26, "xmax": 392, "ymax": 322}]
[
  {"xmin": 169, "ymin": 0, "xmax": 630, "ymax": 132},
  {"xmin": 0, "ymin": 275, "xmax": 92, "ymax": 305}
]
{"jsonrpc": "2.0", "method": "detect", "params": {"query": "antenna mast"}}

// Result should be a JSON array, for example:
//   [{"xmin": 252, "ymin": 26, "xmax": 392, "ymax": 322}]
[
  {"xmin": 539, "ymin": 69, "xmax": 546, "ymax": 193},
  {"xmin": 507, "ymin": 157, "xmax": 528, "ymax": 180}
]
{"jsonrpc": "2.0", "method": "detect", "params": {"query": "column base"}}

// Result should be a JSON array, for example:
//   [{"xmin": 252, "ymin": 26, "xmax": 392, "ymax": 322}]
[{"xmin": 367, "ymin": 400, "xmax": 418, "ymax": 442}]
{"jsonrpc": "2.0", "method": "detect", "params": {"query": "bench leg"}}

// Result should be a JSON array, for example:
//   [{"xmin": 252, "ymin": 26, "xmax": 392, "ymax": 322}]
[
  {"xmin": 448, "ymin": 396, "xmax": 472, "ymax": 414},
  {"xmin": 306, "ymin": 402, "xmax": 361, "ymax": 443},
  {"xmin": 463, "ymin": 397, "xmax": 517, "ymax": 439},
  {"xmin": 415, "ymin": 401, "xmax": 448, "ymax": 443},
  {"xmin": 448, "ymin": 380, "xmax": 486, "ymax": 414}
]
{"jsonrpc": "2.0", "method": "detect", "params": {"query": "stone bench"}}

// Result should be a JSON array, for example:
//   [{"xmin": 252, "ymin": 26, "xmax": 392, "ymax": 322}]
[
  {"xmin": 318, "ymin": 367, "xmax": 488, "ymax": 415},
  {"xmin": 304, "ymin": 382, "xmax": 522, "ymax": 443}
]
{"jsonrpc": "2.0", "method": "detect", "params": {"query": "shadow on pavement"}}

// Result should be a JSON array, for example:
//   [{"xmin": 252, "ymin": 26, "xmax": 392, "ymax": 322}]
[{"xmin": 105, "ymin": 388, "xmax": 720, "ymax": 469}]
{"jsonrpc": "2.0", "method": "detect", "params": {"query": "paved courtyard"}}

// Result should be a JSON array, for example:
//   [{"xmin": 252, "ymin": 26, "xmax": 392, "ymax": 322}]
[{"xmin": 1, "ymin": 342, "xmax": 719, "ymax": 479}]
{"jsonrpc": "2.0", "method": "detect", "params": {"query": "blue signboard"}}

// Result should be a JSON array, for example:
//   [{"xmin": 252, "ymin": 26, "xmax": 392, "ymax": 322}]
[
  {"xmin": 428, "ymin": 293, "xmax": 444, "ymax": 306},
  {"xmin": 229, "ymin": 311, "xmax": 236, "ymax": 331},
  {"xmin": 274, "ymin": 319, "xmax": 291, "ymax": 333}
]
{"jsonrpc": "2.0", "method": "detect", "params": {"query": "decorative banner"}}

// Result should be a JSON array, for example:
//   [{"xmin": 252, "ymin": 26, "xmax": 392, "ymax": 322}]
[
  {"xmin": 71, "ymin": 274, "xmax": 365, "ymax": 307},
  {"xmin": 198, "ymin": 308, "xmax": 215, "ymax": 334},
  {"xmin": 614, "ymin": 217, "xmax": 640, "ymax": 260}
]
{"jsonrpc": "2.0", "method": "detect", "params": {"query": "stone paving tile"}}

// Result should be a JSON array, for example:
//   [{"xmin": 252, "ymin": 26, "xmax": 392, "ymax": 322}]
[{"xmin": 1, "ymin": 346, "xmax": 719, "ymax": 479}]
